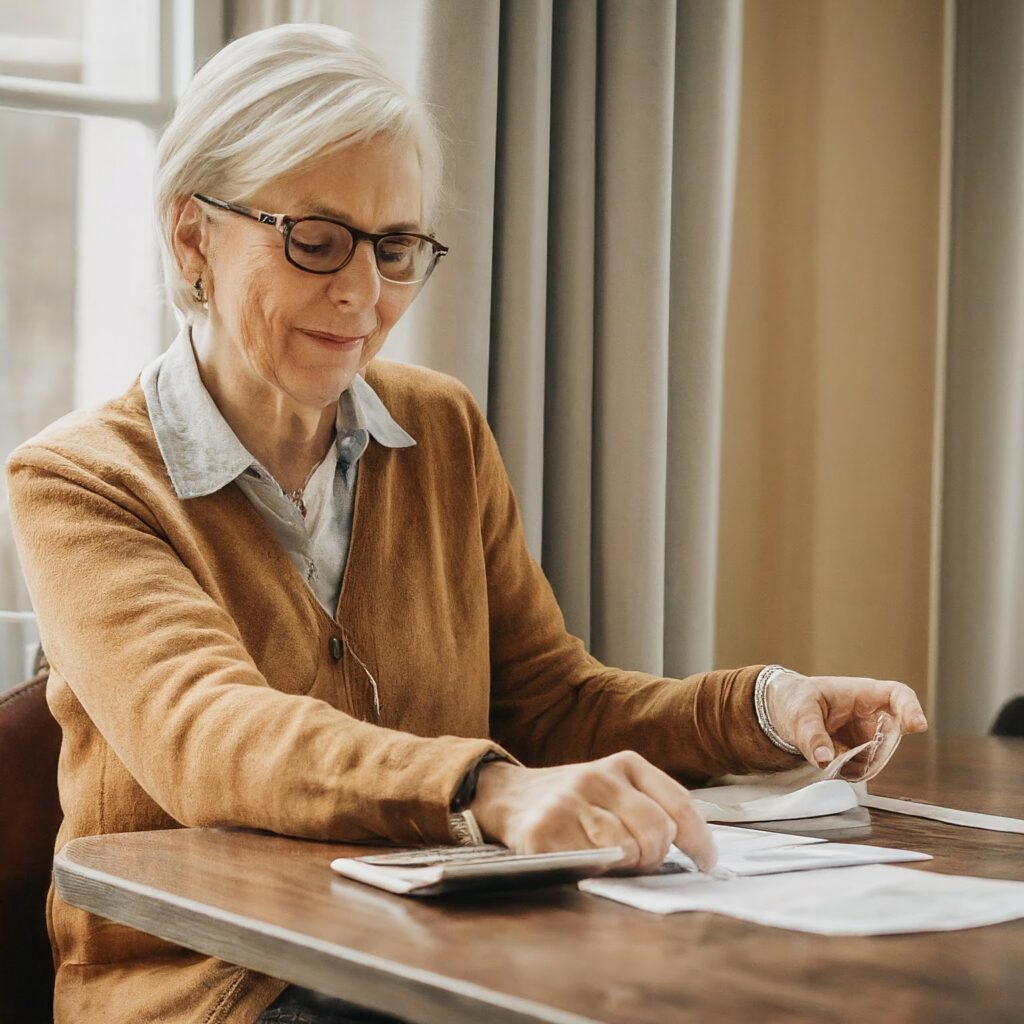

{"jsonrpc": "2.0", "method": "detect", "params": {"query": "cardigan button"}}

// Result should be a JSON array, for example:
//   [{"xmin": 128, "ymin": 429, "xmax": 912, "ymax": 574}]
[{"xmin": 328, "ymin": 636, "xmax": 343, "ymax": 662}]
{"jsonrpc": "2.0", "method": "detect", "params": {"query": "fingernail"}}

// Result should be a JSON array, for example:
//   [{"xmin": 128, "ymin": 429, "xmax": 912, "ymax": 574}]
[
  {"xmin": 699, "ymin": 851, "xmax": 718, "ymax": 873},
  {"xmin": 814, "ymin": 746, "xmax": 833, "ymax": 765}
]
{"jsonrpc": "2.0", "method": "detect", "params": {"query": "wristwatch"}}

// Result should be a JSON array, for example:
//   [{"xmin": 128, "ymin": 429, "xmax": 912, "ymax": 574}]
[
  {"xmin": 447, "ymin": 752, "xmax": 504, "ymax": 846},
  {"xmin": 447, "ymin": 808, "xmax": 485, "ymax": 846}
]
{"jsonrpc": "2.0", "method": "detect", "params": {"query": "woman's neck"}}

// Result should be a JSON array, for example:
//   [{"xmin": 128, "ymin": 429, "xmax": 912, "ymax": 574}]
[{"xmin": 190, "ymin": 323, "xmax": 336, "ymax": 494}]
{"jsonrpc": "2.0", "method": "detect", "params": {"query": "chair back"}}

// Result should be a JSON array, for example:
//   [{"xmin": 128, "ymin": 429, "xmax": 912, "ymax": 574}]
[
  {"xmin": 0, "ymin": 664, "xmax": 61, "ymax": 1024},
  {"xmin": 992, "ymin": 695, "xmax": 1024, "ymax": 737}
]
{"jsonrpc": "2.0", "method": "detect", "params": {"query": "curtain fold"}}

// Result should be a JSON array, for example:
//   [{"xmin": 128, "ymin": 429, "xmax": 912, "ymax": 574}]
[
  {"xmin": 488, "ymin": 0, "xmax": 553, "ymax": 556},
  {"xmin": 936, "ymin": 0, "xmax": 1024, "ymax": 735},
  {"xmin": 542, "ymin": 0, "xmax": 597, "ymax": 647},
  {"xmin": 665, "ymin": 0, "xmax": 744, "ymax": 677},
  {"xmin": 411, "ymin": 0, "xmax": 501, "ymax": 404},
  {"xmin": 591, "ymin": 1, "xmax": 676, "ymax": 674},
  {"xmin": 226, "ymin": 0, "xmax": 745, "ymax": 677}
]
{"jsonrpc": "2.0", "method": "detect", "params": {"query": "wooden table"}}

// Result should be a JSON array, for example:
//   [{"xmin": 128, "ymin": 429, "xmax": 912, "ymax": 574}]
[{"xmin": 54, "ymin": 735, "xmax": 1024, "ymax": 1024}]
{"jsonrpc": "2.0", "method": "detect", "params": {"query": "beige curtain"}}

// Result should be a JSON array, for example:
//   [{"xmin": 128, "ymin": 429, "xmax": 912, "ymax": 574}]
[
  {"xmin": 228, "ymin": 0, "xmax": 744, "ymax": 679},
  {"xmin": 936, "ymin": 0, "xmax": 1024, "ymax": 735}
]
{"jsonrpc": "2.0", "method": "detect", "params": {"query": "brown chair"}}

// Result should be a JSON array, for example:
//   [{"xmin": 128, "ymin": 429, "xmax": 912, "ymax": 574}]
[{"xmin": 0, "ymin": 649, "xmax": 61, "ymax": 1024}]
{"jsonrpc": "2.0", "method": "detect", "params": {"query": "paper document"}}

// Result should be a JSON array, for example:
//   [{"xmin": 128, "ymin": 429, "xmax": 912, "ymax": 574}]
[
  {"xmin": 694, "ymin": 714, "xmax": 905, "ymax": 825},
  {"xmin": 703, "ymin": 823, "xmax": 827, "ymax": 850},
  {"xmin": 694, "ymin": 778, "xmax": 861, "ymax": 824},
  {"xmin": 667, "ymin": 824, "xmax": 930, "ymax": 878},
  {"xmin": 695, "ymin": 711, "xmax": 1024, "ymax": 835},
  {"xmin": 580, "ymin": 864, "xmax": 1024, "ymax": 935}
]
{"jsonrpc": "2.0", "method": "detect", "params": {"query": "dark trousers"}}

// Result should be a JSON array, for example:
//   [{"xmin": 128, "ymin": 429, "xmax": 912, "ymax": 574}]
[{"xmin": 257, "ymin": 985, "xmax": 409, "ymax": 1024}]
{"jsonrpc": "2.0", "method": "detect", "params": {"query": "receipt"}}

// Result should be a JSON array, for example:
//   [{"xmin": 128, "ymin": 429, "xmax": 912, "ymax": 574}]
[
  {"xmin": 693, "ymin": 712, "xmax": 1024, "ymax": 836},
  {"xmin": 693, "ymin": 779, "xmax": 860, "ymax": 823},
  {"xmin": 693, "ymin": 713, "xmax": 904, "ymax": 824},
  {"xmin": 822, "ymin": 712, "xmax": 902, "ymax": 782}
]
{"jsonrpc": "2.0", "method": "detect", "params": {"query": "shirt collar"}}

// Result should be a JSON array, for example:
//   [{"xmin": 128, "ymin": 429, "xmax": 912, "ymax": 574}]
[{"xmin": 140, "ymin": 327, "xmax": 415, "ymax": 500}]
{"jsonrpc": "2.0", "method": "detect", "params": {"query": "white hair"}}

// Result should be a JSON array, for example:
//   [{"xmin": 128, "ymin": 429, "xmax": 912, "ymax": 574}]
[{"xmin": 154, "ymin": 22, "xmax": 445, "ymax": 325}]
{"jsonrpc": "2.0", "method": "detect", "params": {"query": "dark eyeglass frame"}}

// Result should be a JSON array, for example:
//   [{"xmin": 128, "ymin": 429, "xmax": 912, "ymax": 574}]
[{"xmin": 192, "ymin": 193, "xmax": 449, "ymax": 284}]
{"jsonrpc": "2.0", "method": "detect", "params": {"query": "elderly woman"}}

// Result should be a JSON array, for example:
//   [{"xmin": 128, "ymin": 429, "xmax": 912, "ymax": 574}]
[{"xmin": 6, "ymin": 22, "xmax": 927, "ymax": 1024}]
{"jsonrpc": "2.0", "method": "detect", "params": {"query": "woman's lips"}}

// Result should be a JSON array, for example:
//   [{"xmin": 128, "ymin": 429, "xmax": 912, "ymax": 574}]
[{"xmin": 299, "ymin": 328, "xmax": 365, "ymax": 351}]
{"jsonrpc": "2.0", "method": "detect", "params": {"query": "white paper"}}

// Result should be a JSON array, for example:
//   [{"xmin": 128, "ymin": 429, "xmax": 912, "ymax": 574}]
[
  {"xmin": 860, "ymin": 793, "xmax": 1024, "ymax": 835},
  {"xmin": 579, "ymin": 864, "xmax": 1024, "ymax": 935},
  {"xmin": 706, "ymin": 824, "xmax": 827, "ymax": 850},
  {"xmin": 671, "ymin": 825, "xmax": 929, "ymax": 877},
  {"xmin": 694, "ymin": 714, "xmax": 908, "ymax": 825},
  {"xmin": 693, "ymin": 778, "xmax": 861, "ymax": 823}
]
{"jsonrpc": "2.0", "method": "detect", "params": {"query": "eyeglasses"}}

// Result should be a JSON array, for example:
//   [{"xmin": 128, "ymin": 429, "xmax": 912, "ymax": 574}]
[{"xmin": 192, "ymin": 193, "xmax": 449, "ymax": 285}]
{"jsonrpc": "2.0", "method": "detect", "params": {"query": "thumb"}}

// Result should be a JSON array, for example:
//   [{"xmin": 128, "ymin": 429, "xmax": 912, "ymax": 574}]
[
  {"xmin": 793, "ymin": 707, "xmax": 835, "ymax": 767},
  {"xmin": 807, "ymin": 737, "xmax": 835, "ymax": 769}
]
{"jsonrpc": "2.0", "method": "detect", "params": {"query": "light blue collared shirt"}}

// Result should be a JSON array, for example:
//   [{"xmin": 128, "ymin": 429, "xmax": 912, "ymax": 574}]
[{"xmin": 140, "ymin": 328, "xmax": 415, "ymax": 615}]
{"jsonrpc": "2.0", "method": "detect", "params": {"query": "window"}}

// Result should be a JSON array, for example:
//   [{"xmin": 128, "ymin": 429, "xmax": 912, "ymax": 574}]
[{"xmin": 0, "ymin": 0, "xmax": 223, "ymax": 687}]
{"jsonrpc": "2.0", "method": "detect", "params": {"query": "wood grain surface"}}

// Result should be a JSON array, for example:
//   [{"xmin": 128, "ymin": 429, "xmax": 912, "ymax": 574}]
[{"xmin": 55, "ymin": 735, "xmax": 1024, "ymax": 1024}]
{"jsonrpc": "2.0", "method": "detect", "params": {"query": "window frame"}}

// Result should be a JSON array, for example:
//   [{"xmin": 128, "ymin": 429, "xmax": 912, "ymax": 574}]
[
  {"xmin": 0, "ymin": 0, "xmax": 223, "ymax": 126},
  {"xmin": 0, "ymin": 0, "xmax": 225, "ymax": 659}
]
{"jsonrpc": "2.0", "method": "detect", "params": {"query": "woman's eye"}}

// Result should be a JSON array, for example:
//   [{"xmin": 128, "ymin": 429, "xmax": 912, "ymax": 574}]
[{"xmin": 379, "ymin": 240, "xmax": 416, "ymax": 263}]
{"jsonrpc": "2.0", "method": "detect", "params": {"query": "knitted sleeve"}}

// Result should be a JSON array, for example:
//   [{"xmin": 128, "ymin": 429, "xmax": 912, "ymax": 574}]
[{"xmin": 466, "ymin": 397, "xmax": 803, "ymax": 783}]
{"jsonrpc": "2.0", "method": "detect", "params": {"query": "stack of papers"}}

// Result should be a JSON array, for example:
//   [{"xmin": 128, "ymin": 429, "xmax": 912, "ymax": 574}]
[
  {"xmin": 663, "ymin": 823, "xmax": 930, "ymax": 878},
  {"xmin": 579, "ymin": 824, "xmax": 1024, "ymax": 935},
  {"xmin": 580, "ymin": 865, "xmax": 1024, "ymax": 935}
]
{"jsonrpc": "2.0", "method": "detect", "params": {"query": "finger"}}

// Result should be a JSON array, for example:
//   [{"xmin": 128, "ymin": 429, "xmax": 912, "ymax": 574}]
[
  {"xmin": 852, "ymin": 678, "xmax": 928, "ymax": 733},
  {"xmin": 886, "ymin": 682, "xmax": 928, "ymax": 733},
  {"xmin": 609, "ymin": 751, "xmax": 718, "ymax": 872},
  {"xmin": 578, "ymin": 804, "xmax": 642, "ymax": 870},
  {"xmin": 605, "ymin": 787, "xmax": 678, "ymax": 872},
  {"xmin": 583, "ymin": 757, "xmax": 676, "ymax": 870},
  {"xmin": 518, "ymin": 808, "xmax": 594, "ymax": 858}
]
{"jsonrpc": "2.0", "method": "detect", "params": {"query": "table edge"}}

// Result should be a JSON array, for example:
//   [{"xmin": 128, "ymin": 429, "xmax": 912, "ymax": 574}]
[{"xmin": 54, "ymin": 840, "xmax": 602, "ymax": 1024}]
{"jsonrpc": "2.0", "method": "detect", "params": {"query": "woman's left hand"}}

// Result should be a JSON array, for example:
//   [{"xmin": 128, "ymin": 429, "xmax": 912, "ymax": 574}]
[{"xmin": 766, "ymin": 670, "xmax": 929, "ymax": 768}]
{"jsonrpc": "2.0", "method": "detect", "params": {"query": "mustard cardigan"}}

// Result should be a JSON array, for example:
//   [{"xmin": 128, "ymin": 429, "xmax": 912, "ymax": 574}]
[{"xmin": 5, "ymin": 358, "xmax": 799, "ymax": 1023}]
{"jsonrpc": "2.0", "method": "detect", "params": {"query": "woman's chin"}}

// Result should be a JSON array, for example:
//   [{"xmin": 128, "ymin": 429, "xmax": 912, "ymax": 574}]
[{"xmin": 313, "ymin": 370, "xmax": 363, "ymax": 406}]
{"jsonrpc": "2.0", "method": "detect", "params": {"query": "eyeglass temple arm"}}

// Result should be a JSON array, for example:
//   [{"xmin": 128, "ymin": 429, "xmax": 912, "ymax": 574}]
[{"xmin": 192, "ymin": 194, "xmax": 287, "ymax": 231}]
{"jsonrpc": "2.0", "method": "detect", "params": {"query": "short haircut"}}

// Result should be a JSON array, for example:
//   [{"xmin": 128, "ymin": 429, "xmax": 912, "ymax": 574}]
[{"xmin": 154, "ymin": 22, "xmax": 444, "ymax": 324}]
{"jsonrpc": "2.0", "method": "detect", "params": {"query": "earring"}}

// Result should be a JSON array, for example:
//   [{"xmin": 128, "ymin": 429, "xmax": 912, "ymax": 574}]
[{"xmin": 193, "ymin": 275, "xmax": 208, "ymax": 308}]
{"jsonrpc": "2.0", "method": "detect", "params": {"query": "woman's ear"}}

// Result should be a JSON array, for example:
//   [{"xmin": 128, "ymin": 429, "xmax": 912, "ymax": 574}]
[{"xmin": 170, "ymin": 195, "xmax": 209, "ymax": 283}]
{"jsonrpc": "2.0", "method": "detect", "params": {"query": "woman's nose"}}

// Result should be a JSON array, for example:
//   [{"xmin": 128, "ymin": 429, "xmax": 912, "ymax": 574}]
[{"xmin": 327, "ymin": 239, "xmax": 381, "ymax": 308}]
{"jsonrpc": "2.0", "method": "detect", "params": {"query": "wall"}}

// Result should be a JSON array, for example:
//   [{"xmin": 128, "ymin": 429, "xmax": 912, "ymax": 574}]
[{"xmin": 716, "ymin": 0, "xmax": 946, "ymax": 710}]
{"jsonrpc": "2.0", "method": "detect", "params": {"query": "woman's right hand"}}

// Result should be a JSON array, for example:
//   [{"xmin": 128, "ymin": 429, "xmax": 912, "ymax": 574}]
[{"xmin": 469, "ymin": 751, "xmax": 718, "ymax": 873}]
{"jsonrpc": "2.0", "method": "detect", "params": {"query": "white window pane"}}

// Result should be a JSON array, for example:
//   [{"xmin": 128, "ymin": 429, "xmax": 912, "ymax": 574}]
[
  {"xmin": 0, "ymin": 2, "xmax": 80, "ymax": 38},
  {"xmin": 0, "ymin": 107, "xmax": 162, "ymax": 689},
  {"xmin": 75, "ymin": 114, "xmax": 162, "ymax": 406},
  {"xmin": 0, "ymin": 0, "xmax": 161, "ymax": 98},
  {"xmin": 0, "ymin": 106, "xmax": 73, "ymax": 687}
]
